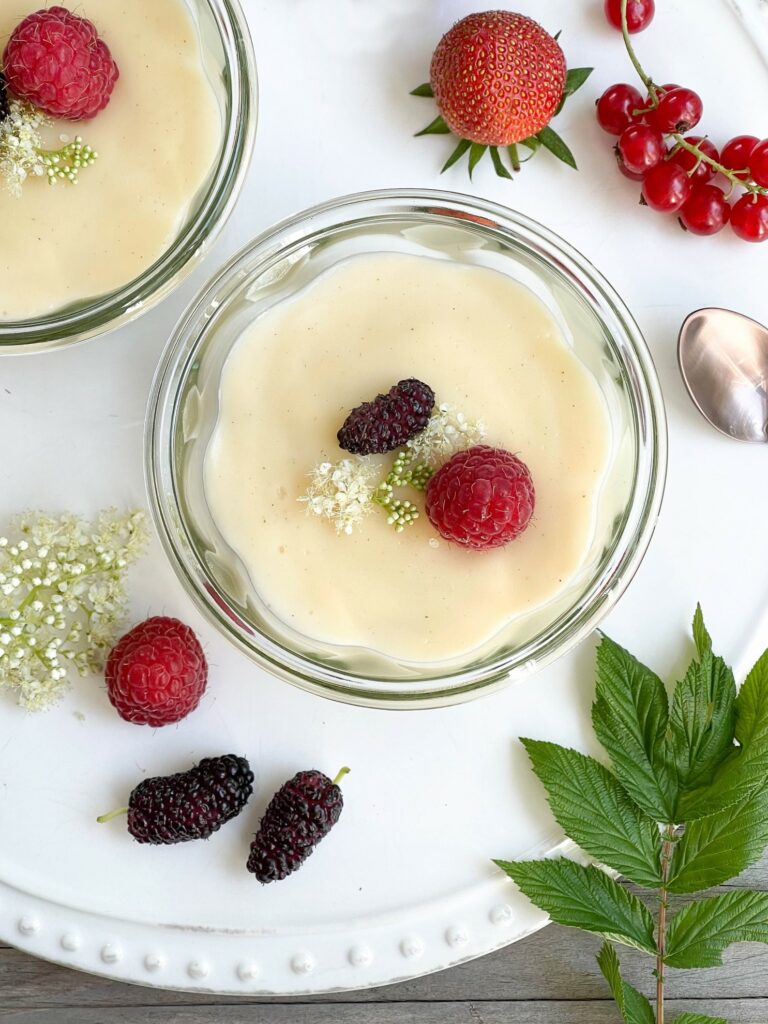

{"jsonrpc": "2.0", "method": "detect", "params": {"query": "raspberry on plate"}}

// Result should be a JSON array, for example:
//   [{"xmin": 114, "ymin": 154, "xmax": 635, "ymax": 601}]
[
  {"xmin": 105, "ymin": 616, "xmax": 207, "ymax": 727},
  {"xmin": 3, "ymin": 6, "xmax": 119, "ymax": 121},
  {"xmin": 247, "ymin": 769, "xmax": 348, "ymax": 883},
  {"xmin": 426, "ymin": 445, "xmax": 535, "ymax": 550},
  {"xmin": 337, "ymin": 378, "xmax": 435, "ymax": 456},
  {"xmin": 98, "ymin": 754, "xmax": 254, "ymax": 845}
]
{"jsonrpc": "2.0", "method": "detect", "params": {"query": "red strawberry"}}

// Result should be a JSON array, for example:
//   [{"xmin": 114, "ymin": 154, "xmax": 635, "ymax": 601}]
[
  {"xmin": 3, "ymin": 6, "xmax": 119, "ymax": 121},
  {"xmin": 413, "ymin": 11, "xmax": 588, "ymax": 178},
  {"xmin": 105, "ymin": 616, "xmax": 207, "ymax": 727},
  {"xmin": 426, "ymin": 445, "xmax": 535, "ymax": 551}
]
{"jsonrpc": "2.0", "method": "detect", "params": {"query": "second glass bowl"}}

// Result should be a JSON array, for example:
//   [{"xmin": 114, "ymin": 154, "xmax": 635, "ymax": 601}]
[{"xmin": 147, "ymin": 189, "xmax": 667, "ymax": 709}]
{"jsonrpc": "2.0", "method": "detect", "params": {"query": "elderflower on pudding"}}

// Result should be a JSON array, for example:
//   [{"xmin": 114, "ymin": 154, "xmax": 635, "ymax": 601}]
[
  {"xmin": 0, "ymin": 510, "xmax": 147, "ymax": 710},
  {"xmin": 300, "ymin": 459, "xmax": 378, "ymax": 535},
  {"xmin": 0, "ymin": 99, "xmax": 99, "ymax": 197}
]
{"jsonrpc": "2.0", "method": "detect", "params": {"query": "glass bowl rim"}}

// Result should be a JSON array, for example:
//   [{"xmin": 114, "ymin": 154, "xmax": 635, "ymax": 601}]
[
  {"xmin": 146, "ymin": 187, "xmax": 668, "ymax": 710},
  {"xmin": 0, "ymin": 0, "xmax": 257, "ymax": 354}
]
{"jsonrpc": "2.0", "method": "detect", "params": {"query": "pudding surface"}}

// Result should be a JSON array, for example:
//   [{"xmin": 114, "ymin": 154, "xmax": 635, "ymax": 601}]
[{"xmin": 204, "ymin": 253, "xmax": 611, "ymax": 663}]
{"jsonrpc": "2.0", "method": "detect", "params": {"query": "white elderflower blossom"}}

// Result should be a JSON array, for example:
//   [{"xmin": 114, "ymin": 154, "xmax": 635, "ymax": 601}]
[
  {"xmin": 0, "ymin": 510, "xmax": 148, "ymax": 711},
  {"xmin": 300, "ymin": 459, "xmax": 378, "ymax": 535},
  {"xmin": 406, "ymin": 403, "xmax": 487, "ymax": 466},
  {"xmin": 0, "ymin": 101, "xmax": 49, "ymax": 196}
]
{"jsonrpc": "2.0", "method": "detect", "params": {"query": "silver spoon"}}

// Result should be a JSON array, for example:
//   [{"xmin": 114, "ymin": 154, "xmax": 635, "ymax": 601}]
[{"xmin": 678, "ymin": 308, "xmax": 768, "ymax": 443}]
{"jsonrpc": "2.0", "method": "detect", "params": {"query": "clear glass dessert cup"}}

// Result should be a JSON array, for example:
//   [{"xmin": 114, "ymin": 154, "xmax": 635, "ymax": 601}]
[
  {"xmin": 0, "ymin": 0, "xmax": 256, "ymax": 353},
  {"xmin": 147, "ymin": 189, "xmax": 668, "ymax": 710}
]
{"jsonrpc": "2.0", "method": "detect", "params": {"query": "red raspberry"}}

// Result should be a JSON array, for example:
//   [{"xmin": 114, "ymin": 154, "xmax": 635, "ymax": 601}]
[
  {"xmin": 105, "ymin": 617, "xmax": 207, "ymax": 727},
  {"xmin": 3, "ymin": 6, "xmax": 119, "ymax": 121},
  {"xmin": 425, "ymin": 445, "xmax": 535, "ymax": 551}
]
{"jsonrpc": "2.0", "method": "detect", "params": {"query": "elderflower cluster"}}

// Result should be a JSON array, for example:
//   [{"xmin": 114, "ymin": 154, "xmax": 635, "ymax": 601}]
[
  {"xmin": 0, "ymin": 100, "xmax": 49, "ymax": 196},
  {"xmin": 0, "ymin": 510, "xmax": 148, "ymax": 711},
  {"xmin": 407, "ymin": 403, "xmax": 487, "ymax": 466},
  {"xmin": 300, "ymin": 459, "xmax": 378, "ymax": 535}
]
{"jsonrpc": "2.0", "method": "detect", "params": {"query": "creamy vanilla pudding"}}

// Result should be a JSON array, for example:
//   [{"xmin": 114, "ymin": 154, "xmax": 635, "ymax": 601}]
[
  {"xmin": 0, "ymin": 0, "xmax": 221, "ymax": 320},
  {"xmin": 203, "ymin": 253, "xmax": 612, "ymax": 665}
]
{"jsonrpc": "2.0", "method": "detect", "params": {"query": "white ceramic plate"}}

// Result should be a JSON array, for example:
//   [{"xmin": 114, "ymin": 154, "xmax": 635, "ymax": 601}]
[{"xmin": 1, "ymin": 0, "xmax": 768, "ymax": 996}]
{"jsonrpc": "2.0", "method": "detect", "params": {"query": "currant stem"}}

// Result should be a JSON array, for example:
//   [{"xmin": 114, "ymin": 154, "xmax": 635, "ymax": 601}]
[
  {"xmin": 619, "ymin": 0, "xmax": 767, "ymax": 197},
  {"xmin": 96, "ymin": 806, "xmax": 129, "ymax": 824}
]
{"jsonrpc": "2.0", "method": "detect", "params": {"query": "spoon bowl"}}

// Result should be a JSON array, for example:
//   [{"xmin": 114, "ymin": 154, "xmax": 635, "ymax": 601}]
[{"xmin": 678, "ymin": 307, "xmax": 768, "ymax": 443}]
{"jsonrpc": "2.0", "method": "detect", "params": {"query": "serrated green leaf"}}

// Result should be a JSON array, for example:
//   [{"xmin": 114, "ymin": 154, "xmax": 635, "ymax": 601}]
[
  {"xmin": 441, "ymin": 138, "xmax": 471, "ymax": 174},
  {"xmin": 680, "ymin": 649, "xmax": 768, "ymax": 819},
  {"xmin": 593, "ymin": 635, "xmax": 677, "ymax": 822},
  {"xmin": 673, "ymin": 1015, "xmax": 727, "ymax": 1024},
  {"xmin": 665, "ymin": 890, "xmax": 768, "ymax": 968},
  {"xmin": 415, "ymin": 114, "xmax": 450, "ymax": 136},
  {"xmin": 494, "ymin": 858, "xmax": 656, "ymax": 954},
  {"xmin": 597, "ymin": 943, "xmax": 655, "ymax": 1024},
  {"xmin": 692, "ymin": 604, "xmax": 712, "ymax": 657},
  {"xmin": 468, "ymin": 143, "xmax": 487, "ymax": 178},
  {"xmin": 669, "ymin": 785, "xmax": 768, "ymax": 893},
  {"xmin": 564, "ymin": 66, "xmax": 594, "ymax": 96},
  {"xmin": 536, "ymin": 125, "xmax": 577, "ymax": 169},
  {"xmin": 669, "ymin": 649, "xmax": 736, "ymax": 794},
  {"xmin": 410, "ymin": 82, "xmax": 434, "ymax": 97},
  {"xmin": 521, "ymin": 739, "xmax": 662, "ymax": 887},
  {"xmin": 489, "ymin": 146, "xmax": 513, "ymax": 179}
]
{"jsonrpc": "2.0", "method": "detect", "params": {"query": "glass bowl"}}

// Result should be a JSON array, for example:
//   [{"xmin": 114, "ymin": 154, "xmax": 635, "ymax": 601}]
[
  {"xmin": 146, "ymin": 189, "xmax": 667, "ymax": 709},
  {"xmin": 0, "ymin": 0, "xmax": 256, "ymax": 353}
]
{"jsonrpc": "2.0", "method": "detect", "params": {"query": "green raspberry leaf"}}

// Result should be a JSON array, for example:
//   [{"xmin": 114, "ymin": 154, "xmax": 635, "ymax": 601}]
[
  {"xmin": 592, "ymin": 635, "xmax": 677, "ymax": 822},
  {"xmin": 665, "ymin": 890, "xmax": 768, "ymax": 968},
  {"xmin": 692, "ymin": 604, "xmax": 712, "ymax": 658},
  {"xmin": 494, "ymin": 858, "xmax": 656, "ymax": 954},
  {"xmin": 668, "ymin": 785, "xmax": 768, "ymax": 893},
  {"xmin": 668, "ymin": 648, "xmax": 736, "ymax": 794},
  {"xmin": 597, "ymin": 942, "xmax": 655, "ymax": 1024},
  {"xmin": 521, "ymin": 739, "xmax": 662, "ymax": 887},
  {"xmin": 673, "ymin": 1014, "xmax": 727, "ymax": 1024},
  {"xmin": 535, "ymin": 125, "xmax": 577, "ymax": 169},
  {"xmin": 410, "ymin": 82, "xmax": 434, "ymax": 97},
  {"xmin": 680, "ymin": 648, "xmax": 768, "ymax": 819}
]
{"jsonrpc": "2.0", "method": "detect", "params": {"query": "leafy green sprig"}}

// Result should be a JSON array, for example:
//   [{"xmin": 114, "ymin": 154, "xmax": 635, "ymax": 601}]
[
  {"xmin": 411, "ymin": 66, "xmax": 593, "ymax": 179},
  {"xmin": 496, "ymin": 608, "xmax": 768, "ymax": 1024}
]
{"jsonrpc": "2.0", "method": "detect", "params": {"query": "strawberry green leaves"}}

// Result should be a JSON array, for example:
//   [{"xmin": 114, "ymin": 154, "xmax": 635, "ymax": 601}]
[
  {"xmin": 597, "ymin": 943, "xmax": 655, "ymax": 1024},
  {"xmin": 495, "ymin": 858, "xmax": 657, "ymax": 953},
  {"xmin": 411, "ymin": 62, "xmax": 592, "ymax": 179},
  {"xmin": 495, "ymin": 605, "xmax": 768, "ymax": 1022}
]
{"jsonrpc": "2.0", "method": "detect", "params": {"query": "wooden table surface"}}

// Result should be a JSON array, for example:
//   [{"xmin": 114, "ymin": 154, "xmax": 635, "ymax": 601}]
[{"xmin": 2, "ymin": 858, "xmax": 766, "ymax": 1023}]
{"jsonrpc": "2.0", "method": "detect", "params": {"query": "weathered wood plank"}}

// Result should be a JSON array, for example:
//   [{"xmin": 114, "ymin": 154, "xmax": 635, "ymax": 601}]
[{"xmin": 1, "ymin": 1002, "xmax": 767, "ymax": 1023}]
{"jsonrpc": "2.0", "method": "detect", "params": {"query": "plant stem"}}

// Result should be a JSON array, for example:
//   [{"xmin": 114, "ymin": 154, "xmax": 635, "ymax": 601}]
[
  {"xmin": 656, "ymin": 825, "xmax": 675, "ymax": 1024},
  {"xmin": 96, "ymin": 806, "xmax": 129, "ymax": 824},
  {"xmin": 332, "ymin": 767, "xmax": 351, "ymax": 786},
  {"xmin": 619, "ymin": 0, "xmax": 767, "ymax": 197}
]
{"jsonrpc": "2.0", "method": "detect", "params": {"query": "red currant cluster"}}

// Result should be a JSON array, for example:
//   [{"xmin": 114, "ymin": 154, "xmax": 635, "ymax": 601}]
[{"xmin": 597, "ymin": 1, "xmax": 768, "ymax": 243}]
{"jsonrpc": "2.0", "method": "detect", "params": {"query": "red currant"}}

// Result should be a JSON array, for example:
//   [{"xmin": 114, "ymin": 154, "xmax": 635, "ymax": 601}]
[
  {"xmin": 720, "ymin": 135, "xmax": 759, "ymax": 181},
  {"xmin": 604, "ymin": 0, "xmax": 655, "ymax": 33},
  {"xmin": 649, "ymin": 87, "xmax": 703, "ymax": 134},
  {"xmin": 669, "ymin": 137, "xmax": 719, "ymax": 185},
  {"xmin": 615, "ymin": 151, "xmax": 645, "ymax": 181},
  {"xmin": 679, "ymin": 184, "xmax": 731, "ymax": 235},
  {"xmin": 641, "ymin": 162, "xmax": 693, "ymax": 212},
  {"xmin": 596, "ymin": 83, "xmax": 645, "ymax": 136},
  {"xmin": 731, "ymin": 193, "xmax": 768, "ymax": 242},
  {"xmin": 748, "ymin": 139, "xmax": 768, "ymax": 188},
  {"xmin": 618, "ymin": 124, "xmax": 666, "ymax": 175}
]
